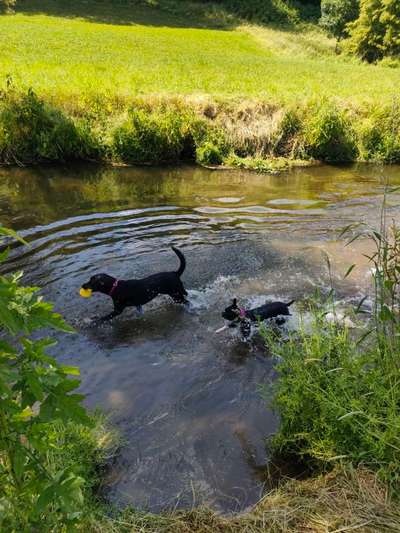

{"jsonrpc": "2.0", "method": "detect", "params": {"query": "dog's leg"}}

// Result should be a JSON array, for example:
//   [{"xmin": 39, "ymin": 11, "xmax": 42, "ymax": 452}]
[{"xmin": 95, "ymin": 305, "xmax": 125, "ymax": 323}]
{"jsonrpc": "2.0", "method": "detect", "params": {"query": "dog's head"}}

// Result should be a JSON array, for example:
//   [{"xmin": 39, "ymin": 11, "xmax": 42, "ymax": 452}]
[
  {"xmin": 81, "ymin": 273, "xmax": 116, "ymax": 296},
  {"xmin": 222, "ymin": 298, "xmax": 241, "ymax": 322}
]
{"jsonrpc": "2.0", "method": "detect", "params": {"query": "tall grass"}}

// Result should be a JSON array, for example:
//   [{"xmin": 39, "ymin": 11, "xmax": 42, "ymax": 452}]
[
  {"xmin": 2, "ymin": 85, "xmax": 400, "ymax": 166},
  {"xmin": 265, "ymin": 192, "xmax": 400, "ymax": 486}
]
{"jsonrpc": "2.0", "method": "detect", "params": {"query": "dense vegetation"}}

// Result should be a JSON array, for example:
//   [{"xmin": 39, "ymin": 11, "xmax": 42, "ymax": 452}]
[
  {"xmin": 265, "ymin": 200, "xmax": 400, "ymax": 488},
  {"xmin": 1, "ymin": 84, "xmax": 400, "ymax": 167},
  {"xmin": 0, "ymin": 227, "xmax": 117, "ymax": 530}
]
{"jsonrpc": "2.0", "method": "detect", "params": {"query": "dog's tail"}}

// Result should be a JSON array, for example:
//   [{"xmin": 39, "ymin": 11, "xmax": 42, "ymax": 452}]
[
  {"xmin": 286, "ymin": 300, "xmax": 295, "ymax": 307},
  {"xmin": 172, "ymin": 246, "xmax": 186, "ymax": 276}
]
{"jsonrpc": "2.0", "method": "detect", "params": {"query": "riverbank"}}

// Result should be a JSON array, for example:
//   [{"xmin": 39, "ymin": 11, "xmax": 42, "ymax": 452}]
[
  {"xmin": 1, "ymin": 88, "xmax": 400, "ymax": 168},
  {"xmin": 1, "ymin": 0, "xmax": 400, "ymax": 168}
]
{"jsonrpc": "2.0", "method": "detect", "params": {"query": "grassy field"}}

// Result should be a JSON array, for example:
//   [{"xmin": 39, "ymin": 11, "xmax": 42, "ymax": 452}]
[{"xmin": 1, "ymin": 0, "xmax": 399, "ymax": 104}]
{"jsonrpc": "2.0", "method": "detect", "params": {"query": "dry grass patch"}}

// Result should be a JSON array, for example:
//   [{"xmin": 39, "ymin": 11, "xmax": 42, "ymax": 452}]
[{"xmin": 86, "ymin": 468, "xmax": 400, "ymax": 532}]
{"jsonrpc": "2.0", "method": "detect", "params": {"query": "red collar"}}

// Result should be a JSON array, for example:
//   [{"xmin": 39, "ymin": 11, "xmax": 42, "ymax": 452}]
[
  {"xmin": 239, "ymin": 307, "xmax": 247, "ymax": 318},
  {"xmin": 109, "ymin": 279, "xmax": 119, "ymax": 296}
]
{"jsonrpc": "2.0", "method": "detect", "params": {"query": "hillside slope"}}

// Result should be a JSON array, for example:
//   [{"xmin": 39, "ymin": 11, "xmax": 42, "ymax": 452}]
[{"xmin": 0, "ymin": 0, "xmax": 399, "ymax": 104}]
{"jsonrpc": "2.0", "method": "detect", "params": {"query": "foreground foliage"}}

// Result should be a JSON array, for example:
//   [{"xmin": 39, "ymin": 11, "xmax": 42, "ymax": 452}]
[
  {"xmin": 0, "ymin": 227, "xmax": 103, "ymax": 530},
  {"xmin": 267, "ymin": 198, "xmax": 400, "ymax": 487}
]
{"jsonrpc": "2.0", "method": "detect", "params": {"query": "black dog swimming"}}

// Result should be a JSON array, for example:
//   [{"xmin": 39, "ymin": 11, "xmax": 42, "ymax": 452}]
[
  {"xmin": 80, "ymin": 246, "xmax": 188, "ymax": 322},
  {"xmin": 220, "ymin": 298, "xmax": 295, "ymax": 339}
]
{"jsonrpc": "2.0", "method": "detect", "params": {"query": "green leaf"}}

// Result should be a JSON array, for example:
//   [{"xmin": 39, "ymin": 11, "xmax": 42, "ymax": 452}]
[
  {"xmin": 60, "ymin": 365, "xmax": 80, "ymax": 376},
  {"xmin": 26, "ymin": 373, "xmax": 44, "ymax": 401},
  {"xmin": 343, "ymin": 264, "xmax": 356, "ymax": 279},
  {"xmin": 345, "ymin": 233, "xmax": 362, "ymax": 246},
  {"xmin": 13, "ymin": 446, "xmax": 27, "ymax": 481},
  {"xmin": 35, "ymin": 484, "xmax": 57, "ymax": 515},
  {"xmin": 356, "ymin": 328, "xmax": 373, "ymax": 346},
  {"xmin": 354, "ymin": 295, "xmax": 368, "ymax": 314},
  {"xmin": 0, "ymin": 226, "xmax": 27, "ymax": 245}
]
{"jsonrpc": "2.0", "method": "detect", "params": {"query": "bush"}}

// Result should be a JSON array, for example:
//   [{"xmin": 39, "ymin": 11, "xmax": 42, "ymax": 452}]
[
  {"xmin": 0, "ymin": 85, "xmax": 99, "ymax": 164},
  {"xmin": 111, "ymin": 107, "xmax": 193, "ymax": 163},
  {"xmin": 303, "ymin": 104, "xmax": 358, "ymax": 161},
  {"xmin": 273, "ymin": 109, "xmax": 303, "ymax": 157},
  {"xmin": 357, "ymin": 102, "xmax": 400, "ymax": 162},
  {"xmin": 320, "ymin": 0, "xmax": 360, "ymax": 40},
  {"xmin": 0, "ymin": 227, "xmax": 93, "ymax": 530},
  {"xmin": 193, "ymin": 123, "xmax": 230, "ymax": 165}
]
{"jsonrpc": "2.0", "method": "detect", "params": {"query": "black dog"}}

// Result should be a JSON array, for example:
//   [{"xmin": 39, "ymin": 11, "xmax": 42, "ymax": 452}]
[
  {"xmin": 221, "ymin": 298, "xmax": 295, "ymax": 338},
  {"xmin": 81, "ymin": 247, "xmax": 188, "ymax": 322}
]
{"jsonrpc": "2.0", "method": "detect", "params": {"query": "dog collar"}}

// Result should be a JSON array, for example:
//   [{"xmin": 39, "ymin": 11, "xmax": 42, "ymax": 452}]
[
  {"xmin": 239, "ymin": 307, "xmax": 247, "ymax": 318},
  {"xmin": 109, "ymin": 279, "xmax": 119, "ymax": 296}
]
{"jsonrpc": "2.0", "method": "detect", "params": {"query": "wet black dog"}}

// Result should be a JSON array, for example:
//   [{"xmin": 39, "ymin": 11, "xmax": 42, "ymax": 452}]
[
  {"xmin": 81, "ymin": 246, "xmax": 188, "ymax": 322},
  {"xmin": 221, "ymin": 298, "xmax": 295, "ymax": 338}
]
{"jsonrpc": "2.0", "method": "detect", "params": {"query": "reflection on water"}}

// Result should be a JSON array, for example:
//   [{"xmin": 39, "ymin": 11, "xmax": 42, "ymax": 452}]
[{"xmin": 0, "ymin": 162, "xmax": 399, "ymax": 513}]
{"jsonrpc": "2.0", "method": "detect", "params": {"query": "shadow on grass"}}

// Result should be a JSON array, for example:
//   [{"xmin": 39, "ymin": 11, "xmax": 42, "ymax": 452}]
[{"xmin": 15, "ymin": 0, "xmax": 239, "ymax": 30}]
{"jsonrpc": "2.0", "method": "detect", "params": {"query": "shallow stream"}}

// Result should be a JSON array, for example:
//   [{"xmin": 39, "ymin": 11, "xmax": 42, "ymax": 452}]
[{"xmin": 1, "ymin": 163, "xmax": 399, "ymax": 512}]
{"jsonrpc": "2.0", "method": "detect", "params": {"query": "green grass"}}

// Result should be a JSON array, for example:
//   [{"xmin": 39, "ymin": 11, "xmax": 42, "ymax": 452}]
[{"xmin": 0, "ymin": 0, "xmax": 399, "ymax": 104}]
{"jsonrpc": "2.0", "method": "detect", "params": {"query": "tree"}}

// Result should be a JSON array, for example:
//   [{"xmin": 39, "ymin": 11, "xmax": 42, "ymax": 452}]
[
  {"xmin": 345, "ymin": 0, "xmax": 400, "ymax": 62},
  {"xmin": 320, "ymin": 0, "xmax": 360, "ymax": 40},
  {"xmin": 380, "ymin": 0, "xmax": 400, "ymax": 58},
  {"xmin": 0, "ymin": 0, "xmax": 16, "ymax": 13}
]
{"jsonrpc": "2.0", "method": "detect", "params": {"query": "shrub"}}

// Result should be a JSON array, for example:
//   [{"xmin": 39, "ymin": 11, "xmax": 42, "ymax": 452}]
[
  {"xmin": 303, "ymin": 104, "xmax": 358, "ymax": 161},
  {"xmin": 379, "ymin": 56, "xmax": 400, "ymax": 68},
  {"xmin": 320, "ymin": 0, "xmax": 360, "ymax": 40},
  {"xmin": 0, "ymin": 227, "xmax": 93, "ymax": 530},
  {"xmin": 273, "ymin": 109, "xmax": 303, "ymax": 157},
  {"xmin": 0, "ymin": 85, "xmax": 98, "ymax": 164},
  {"xmin": 193, "ymin": 123, "xmax": 230, "ymax": 165},
  {"xmin": 357, "ymin": 101, "xmax": 400, "ymax": 162},
  {"xmin": 111, "ymin": 108, "xmax": 193, "ymax": 163}
]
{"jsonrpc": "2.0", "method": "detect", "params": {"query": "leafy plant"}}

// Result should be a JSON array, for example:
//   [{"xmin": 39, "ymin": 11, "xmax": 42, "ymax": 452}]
[
  {"xmin": 0, "ymin": 227, "xmax": 92, "ymax": 530},
  {"xmin": 0, "ymin": 82, "xmax": 95, "ymax": 164},
  {"xmin": 357, "ymin": 100, "xmax": 400, "ymax": 162},
  {"xmin": 304, "ymin": 104, "xmax": 358, "ymax": 161},
  {"xmin": 111, "ymin": 107, "xmax": 193, "ymax": 163}
]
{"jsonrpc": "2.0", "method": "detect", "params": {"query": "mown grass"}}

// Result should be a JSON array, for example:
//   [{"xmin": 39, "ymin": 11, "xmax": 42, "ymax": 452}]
[{"xmin": 0, "ymin": 0, "xmax": 399, "ymax": 104}]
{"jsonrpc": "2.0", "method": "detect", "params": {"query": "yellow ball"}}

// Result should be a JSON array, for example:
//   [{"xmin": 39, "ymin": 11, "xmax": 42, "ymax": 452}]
[{"xmin": 79, "ymin": 288, "xmax": 93, "ymax": 298}]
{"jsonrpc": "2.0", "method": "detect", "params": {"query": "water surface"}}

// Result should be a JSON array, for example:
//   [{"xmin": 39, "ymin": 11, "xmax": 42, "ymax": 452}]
[{"xmin": 1, "ymin": 163, "xmax": 399, "ymax": 513}]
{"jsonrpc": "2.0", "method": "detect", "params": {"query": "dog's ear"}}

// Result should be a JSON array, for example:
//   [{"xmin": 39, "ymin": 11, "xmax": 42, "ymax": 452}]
[{"xmin": 232, "ymin": 298, "xmax": 238, "ymax": 308}]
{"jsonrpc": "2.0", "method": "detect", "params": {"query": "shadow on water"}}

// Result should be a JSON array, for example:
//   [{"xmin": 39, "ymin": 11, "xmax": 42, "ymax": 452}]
[{"xmin": 0, "ymin": 162, "xmax": 400, "ymax": 512}]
